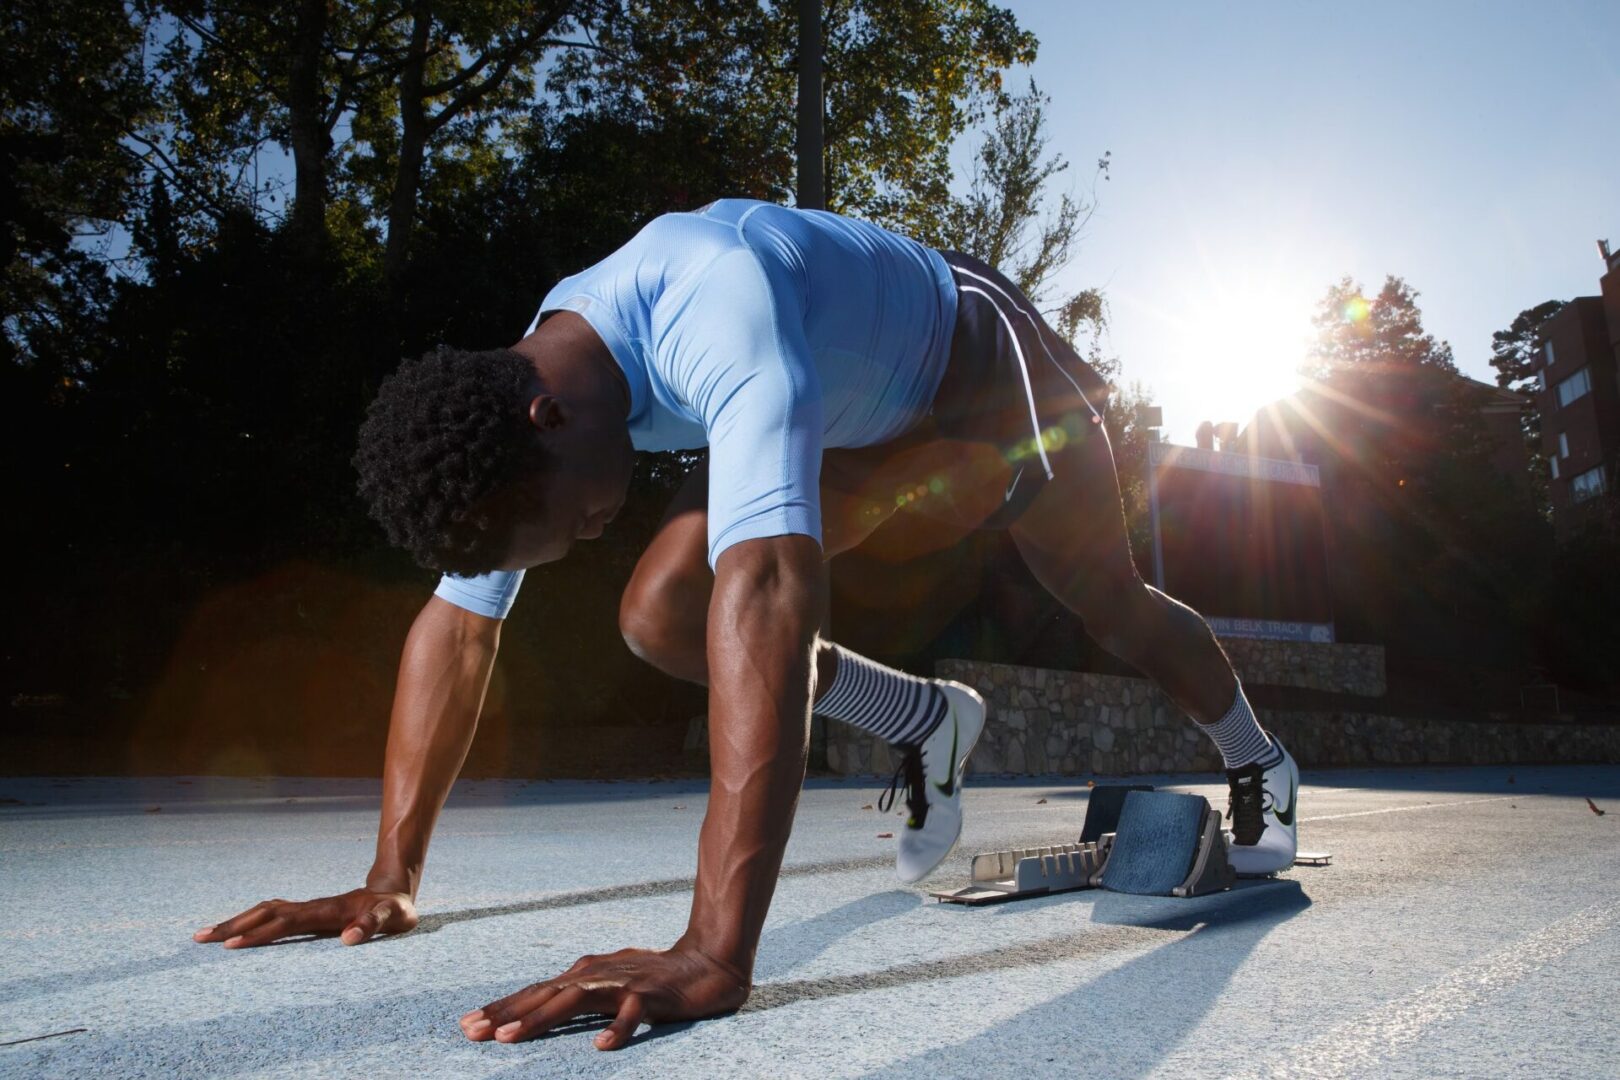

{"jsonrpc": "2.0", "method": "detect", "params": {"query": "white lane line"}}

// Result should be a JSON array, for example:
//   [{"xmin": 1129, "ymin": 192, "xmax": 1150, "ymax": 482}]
[
  {"xmin": 1231, "ymin": 896, "xmax": 1620, "ymax": 1080},
  {"xmin": 975, "ymin": 795, "xmax": 1520, "ymax": 820},
  {"xmin": 1301, "ymin": 796, "xmax": 1517, "ymax": 822}
]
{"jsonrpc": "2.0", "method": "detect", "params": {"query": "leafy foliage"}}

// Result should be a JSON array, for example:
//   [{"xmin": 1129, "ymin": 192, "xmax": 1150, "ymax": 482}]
[
  {"xmin": 2, "ymin": 0, "xmax": 153, "ymax": 371},
  {"xmin": 1291, "ymin": 276, "xmax": 1558, "ymax": 684},
  {"xmin": 550, "ymin": 1, "xmax": 1036, "ymax": 222},
  {"xmin": 8, "ymin": 2, "xmax": 1612, "ymax": 773},
  {"xmin": 1490, "ymin": 299, "xmax": 1564, "ymax": 394},
  {"xmin": 1488, "ymin": 299, "xmax": 1563, "ymax": 503},
  {"xmin": 925, "ymin": 82, "xmax": 1110, "ymax": 367},
  {"xmin": 6, "ymin": 0, "xmax": 1116, "ymax": 764}
]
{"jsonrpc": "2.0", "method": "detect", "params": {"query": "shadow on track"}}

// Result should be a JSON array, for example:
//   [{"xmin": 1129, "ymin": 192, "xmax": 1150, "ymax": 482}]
[
  {"xmin": 869, "ymin": 880, "xmax": 1312, "ymax": 1079},
  {"xmin": 744, "ymin": 880, "xmax": 1309, "ymax": 1015},
  {"xmin": 754, "ymin": 890, "xmax": 923, "ymax": 980},
  {"xmin": 401, "ymin": 855, "xmax": 895, "ymax": 939}
]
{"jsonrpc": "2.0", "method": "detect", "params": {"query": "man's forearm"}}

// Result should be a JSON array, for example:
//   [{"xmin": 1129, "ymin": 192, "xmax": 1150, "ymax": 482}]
[
  {"xmin": 368, "ymin": 595, "xmax": 502, "ymax": 898},
  {"xmin": 680, "ymin": 535, "xmax": 823, "ymax": 979}
]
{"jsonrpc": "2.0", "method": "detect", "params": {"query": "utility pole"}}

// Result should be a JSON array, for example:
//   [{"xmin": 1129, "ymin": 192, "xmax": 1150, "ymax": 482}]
[
  {"xmin": 798, "ymin": 1, "xmax": 829, "ymax": 772},
  {"xmin": 796, "ymin": 0, "xmax": 824, "ymax": 211}
]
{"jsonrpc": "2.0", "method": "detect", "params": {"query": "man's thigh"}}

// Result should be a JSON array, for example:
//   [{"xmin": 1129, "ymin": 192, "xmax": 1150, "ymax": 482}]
[
  {"xmin": 1006, "ymin": 414, "xmax": 1141, "ymax": 610},
  {"xmin": 627, "ymin": 425, "xmax": 1029, "ymax": 611},
  {"xmin": 624, "ymin": 446, "xmax": 922, "ymax": 608},
  {"xmin": 822, "ymin": 423, "xmax": 1015, "ymax": 561}
]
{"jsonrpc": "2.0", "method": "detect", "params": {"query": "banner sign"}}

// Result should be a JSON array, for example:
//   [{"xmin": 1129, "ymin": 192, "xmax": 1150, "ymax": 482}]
[
  {"xmin": 1148, "ymin": 440, "xmax": 1321, "ymax": 487},
  {"xmin": 1206, "ymin": 617, "xmax": 1335, "ymax": 643}
]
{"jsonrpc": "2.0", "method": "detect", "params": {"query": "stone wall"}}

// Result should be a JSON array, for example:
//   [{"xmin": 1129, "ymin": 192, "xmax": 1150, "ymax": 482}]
[
  {"xmin": 820, "ymin": 659, "xmax": 1620, "ymax": 777},
  {"xmin": 1219, "ymin": 637, "xmax": 1386, "ymax": 697}
]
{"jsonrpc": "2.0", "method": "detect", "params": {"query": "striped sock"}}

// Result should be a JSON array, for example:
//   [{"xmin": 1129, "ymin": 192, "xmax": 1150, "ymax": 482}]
[
  {"xmin": 1200, "ymin": 683, "xmax": 1281, "ymax": 770},
  {"xmin": 815, "ymin": 644, "xmax": 947, "ymax": 748}
]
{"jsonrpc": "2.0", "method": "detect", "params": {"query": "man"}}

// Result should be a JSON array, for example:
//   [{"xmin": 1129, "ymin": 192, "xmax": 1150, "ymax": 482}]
[{"xmin": 193, "ymin": 199, "xmax": 1299, "ymax": 1049}]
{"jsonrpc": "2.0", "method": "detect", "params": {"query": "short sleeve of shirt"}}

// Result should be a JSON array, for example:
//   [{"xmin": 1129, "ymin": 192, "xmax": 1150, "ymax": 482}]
[
  {"xmin": 434, "ymin": 569, "xmax": 525, "ymax": 619},
  {"xmin": 663, "ymin": 247, "xmax": 825, "ymax": 569}
]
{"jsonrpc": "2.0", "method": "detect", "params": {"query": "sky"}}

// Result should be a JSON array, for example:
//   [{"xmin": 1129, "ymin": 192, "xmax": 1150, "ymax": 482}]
[{"xmin": 996, "ymin": 0, "xmax": 1620, "ymax": 442}]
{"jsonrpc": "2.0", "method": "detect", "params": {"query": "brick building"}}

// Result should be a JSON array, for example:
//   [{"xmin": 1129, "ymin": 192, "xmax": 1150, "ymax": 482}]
[{"xmin": 1531, "ymin": 241, "xmax": 1620, "ymax": 534}]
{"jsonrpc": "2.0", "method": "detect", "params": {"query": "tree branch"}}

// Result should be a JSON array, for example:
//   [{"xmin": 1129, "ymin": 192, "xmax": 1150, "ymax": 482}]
[
  {"xmin": 118, "ymin": 130, "xmax": 233, "ymax": 223},
  {"xmin": 422, "ymin": 3, "xmax": 576, "ymax": 129},
  {"xmin": 172, "ymin": 13, "xmax": 280, "ymax": 95},
  {"xmin": 325, "ymin": 4, "xmax": 410, "ymax": 133}
]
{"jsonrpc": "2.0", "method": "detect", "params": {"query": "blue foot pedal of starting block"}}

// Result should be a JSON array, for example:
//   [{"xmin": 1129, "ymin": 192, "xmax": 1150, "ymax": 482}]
[
  {"xmin": 1094, "ymin": 790, "xmax": 1235, "ymax": 897},
  {"xmin": 1079, "ymin": 783, "xmax": 1154, "ymax": 843}
]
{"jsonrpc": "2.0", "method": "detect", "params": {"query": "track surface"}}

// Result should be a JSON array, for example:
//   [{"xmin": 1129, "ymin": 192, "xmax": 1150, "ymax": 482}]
[{"xmin": 3, "ymin": 765, "xmax": 1617, "ymax": 1078}]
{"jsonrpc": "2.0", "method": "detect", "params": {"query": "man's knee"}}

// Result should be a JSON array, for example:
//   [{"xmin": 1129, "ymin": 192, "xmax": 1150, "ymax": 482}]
[
  {"xmin": 1074, "ymin": 573, "xmax": 1155, "ymax": 657},
  {"xmin": 618, "ymin": 566, "xmax": 705, "ymax": 669},
  {"xmin": 618, "ymin": 580, "xmax": 668, "ymax": 665}
]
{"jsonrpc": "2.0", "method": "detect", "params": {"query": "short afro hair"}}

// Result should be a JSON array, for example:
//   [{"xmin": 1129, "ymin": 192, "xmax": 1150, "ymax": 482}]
[{"xmin": 353, "ymin": 345, "xmax": 544, "ymax": 574}]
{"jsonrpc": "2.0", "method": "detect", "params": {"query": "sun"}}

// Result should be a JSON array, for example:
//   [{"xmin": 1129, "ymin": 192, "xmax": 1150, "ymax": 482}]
[{"xmin": 1166, "ymin": 278, "xmax": 1313, "ymax": 439}]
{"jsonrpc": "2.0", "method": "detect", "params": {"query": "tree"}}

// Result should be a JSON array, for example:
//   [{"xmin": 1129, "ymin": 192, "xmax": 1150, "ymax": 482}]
[
  {"xmin": 550, "ymin": 1, "xmax": 1036, "ymax": 220},
  {"xmin": 1490, "ymin": 299, "xmax": 1564, "ymax": 394},
  {"xmin": 366, "ymin": 1, "xmax": 590, "ymax": 280},
  {"xmin": 1, "ymin": 0, "xmax": 153, "ymax": 371},
  {"xmin": 1489, "ymin": 299, "xmax": 1563, "ymax": 507},
  {"xmin": 144, "ymin": 2, "xmax": 607, "ymax": 275},
  {"xmin": 1539, "ymin": 501, "xmax": 1620, "ymax": 695},
  {"xmin": 1304, "ymin": 275, "xmax": 1458, "ymax": 379},
  {"xmin": 1300, "ymin": 276, "xmax": 1468, "ymax": 489},
  {"xmin": 921, "ymin": 81, "xmax": 1110, "ymax": 367},
  {"xmin": 135, "ymin": 2, "xmax": 1043, "ymax": 290},
  {"xmin": 1297, "ymin": 275, "xmax": 1551, "ymax": 677}
]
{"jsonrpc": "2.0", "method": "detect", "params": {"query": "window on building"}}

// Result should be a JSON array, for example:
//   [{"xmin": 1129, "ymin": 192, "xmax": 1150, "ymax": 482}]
[
  {"xmin": 1551, "ymin": 457, "xmax": 1560, "ymax": 480},
  {"xmin": 1571, "ymin": 466, "xmax": 1607, "ymax": 503},
  {"xmin": 1559, "ymin": 432, "xmax": 1570, "ymax": 459},
  {"xmin": 1544, "ymin": 340, "xmax": 1556, "ymax": 368},
  {"xmin": 1557, "ymin": 366, "xmax": 1592, "ymax": 407}
]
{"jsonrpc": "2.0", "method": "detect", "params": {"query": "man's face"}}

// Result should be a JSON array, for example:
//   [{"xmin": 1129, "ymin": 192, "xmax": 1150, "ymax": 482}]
[{"xmin": 487, "ymin": 417, "xmax": 635, "ymax": 571}]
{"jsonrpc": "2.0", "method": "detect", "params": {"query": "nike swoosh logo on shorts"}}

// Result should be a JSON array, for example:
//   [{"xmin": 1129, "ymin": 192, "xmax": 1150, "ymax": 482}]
[{"xmin": 1004, "ymin": 466, "xmax": 1025, "ymax": 503}]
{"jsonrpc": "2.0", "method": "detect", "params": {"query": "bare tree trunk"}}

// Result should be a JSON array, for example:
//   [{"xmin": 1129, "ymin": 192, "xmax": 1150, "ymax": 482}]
[
  {"xmin": 285, "ymin": 0, "xmax": 329, "ymax": 261},
  {"xmin": 384, "ymin": 3, "xmax": 432, "ymax": 284}
]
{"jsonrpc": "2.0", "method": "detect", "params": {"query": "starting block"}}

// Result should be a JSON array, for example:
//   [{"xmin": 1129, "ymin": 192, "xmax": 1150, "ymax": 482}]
[{"xmin": 932, "ymin": 785, "xmax": 1330, "ymax": 905}]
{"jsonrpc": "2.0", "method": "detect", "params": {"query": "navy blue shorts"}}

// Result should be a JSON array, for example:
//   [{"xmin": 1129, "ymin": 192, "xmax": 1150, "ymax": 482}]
[{"xmin": 928, "ymin": 250, "xmax": 1113, "ymax": 529}]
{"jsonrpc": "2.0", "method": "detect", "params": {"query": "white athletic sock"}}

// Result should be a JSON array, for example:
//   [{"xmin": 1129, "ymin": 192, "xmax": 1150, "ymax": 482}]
[
  {"xmin": 815, "ymin": 644, "xmax": 947, "ymax": 748},
  {"xmin": 1200, "ymin": 682, "xmax": 1281, "ymax": 770}
]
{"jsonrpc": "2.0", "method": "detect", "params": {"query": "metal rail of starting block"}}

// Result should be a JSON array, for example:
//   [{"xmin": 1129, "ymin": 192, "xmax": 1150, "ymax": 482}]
[{"xmin": 932, "ymin": 838, "xmax": 1114, "ymax": 905}]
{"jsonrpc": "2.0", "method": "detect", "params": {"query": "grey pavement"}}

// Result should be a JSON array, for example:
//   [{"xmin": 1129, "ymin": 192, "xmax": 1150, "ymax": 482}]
[{"xmin": 2, "ymin": 765, "xmax": 1617, "ymax": 1079}]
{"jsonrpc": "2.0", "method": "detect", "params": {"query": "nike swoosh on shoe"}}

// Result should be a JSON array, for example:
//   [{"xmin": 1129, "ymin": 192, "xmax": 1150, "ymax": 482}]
[
  {"xmin": 932, "ymin": 715, "xmax": 959, "ymax": 797},
  {"xmin": 1273, "ymin": 772, "xmax": 1297, "ymax": 827}
]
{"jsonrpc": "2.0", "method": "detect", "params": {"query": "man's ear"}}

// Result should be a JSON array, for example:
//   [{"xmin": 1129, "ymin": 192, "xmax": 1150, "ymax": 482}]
[{"xmin": 527, "ymin": 393, "xmax": 569, "ymax": 433}]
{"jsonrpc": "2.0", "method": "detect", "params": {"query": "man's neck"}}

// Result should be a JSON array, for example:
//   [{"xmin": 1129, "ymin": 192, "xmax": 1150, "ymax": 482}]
[{"xmin": 514, "ymin": 311, "xmax": 630, "ymax": 419}]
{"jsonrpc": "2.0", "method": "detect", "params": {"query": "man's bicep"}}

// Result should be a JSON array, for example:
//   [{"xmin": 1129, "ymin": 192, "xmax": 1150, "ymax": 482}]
[
  {"xmin": 704, "ymin": 368, "xmax": 824, "ymax": 570},
  {"xmin": 709, "ymin": 535, "xmax": 825, "ymax": 667}
]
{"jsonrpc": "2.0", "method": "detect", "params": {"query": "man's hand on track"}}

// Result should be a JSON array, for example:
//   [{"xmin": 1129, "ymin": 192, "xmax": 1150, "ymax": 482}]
[
  {"xmin": 192, "ymin": 887, "xmax": 418, "ymax": 948},
  {"xmin": 458, "ymin": 944, "xmax": 750, "ymax": 1050}
]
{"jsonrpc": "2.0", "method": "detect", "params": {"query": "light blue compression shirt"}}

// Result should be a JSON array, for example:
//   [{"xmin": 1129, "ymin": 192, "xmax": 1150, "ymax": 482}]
[{"xmin": 435, "ymin": 198, "xmax": 958, "ymax": 619}]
